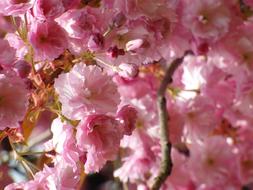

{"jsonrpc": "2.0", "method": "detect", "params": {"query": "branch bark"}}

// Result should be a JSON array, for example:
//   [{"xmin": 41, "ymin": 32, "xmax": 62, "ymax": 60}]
[{"xmin": 151, "ymin": 50, "xmax": 193, "ymax": 190}]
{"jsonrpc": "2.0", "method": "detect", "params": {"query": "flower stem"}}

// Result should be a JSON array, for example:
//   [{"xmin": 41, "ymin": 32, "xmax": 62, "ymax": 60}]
[{"xmin": 9, "ymin": 138, "xmax": 39, "ymax": 179}]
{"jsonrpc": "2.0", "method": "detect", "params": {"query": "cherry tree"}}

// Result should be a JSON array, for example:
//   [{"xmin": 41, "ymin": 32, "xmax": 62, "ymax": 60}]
[{"xmin": 0, "ymin": 0, "xmax": 253, "ymax": 190}]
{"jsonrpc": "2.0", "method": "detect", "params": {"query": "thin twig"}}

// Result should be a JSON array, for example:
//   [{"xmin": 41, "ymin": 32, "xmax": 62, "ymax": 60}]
[
  {"xmin": 19, "ymin": 151, "xmax": 46, "ymax": 156},
  {"xmin": 8, "ymin": 138, "xmax": 39, "ymax": 179},
  {"xmin": 11, "ymin": 16, "xmax": 23, "ymax": 39},
  {"xmin": 151, "ymin": 50, "xmax": 193, "ymax": 190}
]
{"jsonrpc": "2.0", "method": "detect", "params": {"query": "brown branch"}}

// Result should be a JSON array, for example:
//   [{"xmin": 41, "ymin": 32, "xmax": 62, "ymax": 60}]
[{"xmin": 151, "ymin": 50, "xmax": 193, "ymax": 190}]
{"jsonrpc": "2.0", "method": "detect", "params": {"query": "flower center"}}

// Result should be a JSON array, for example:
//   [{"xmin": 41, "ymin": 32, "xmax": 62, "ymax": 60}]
[
  {"xmin": 206, "ymin": 157, "xmax": 215, "ymax": 166},
  {"xmin": 83, "ymin": 88, "xmax": 92, "ymax": 99},
  {"xmin": 198, "ymin": 14, "xmax": 209, "ymax": 24},
  {"xmin": 39, "ymin": 35, "xmax": 48, "ymax": 44}
]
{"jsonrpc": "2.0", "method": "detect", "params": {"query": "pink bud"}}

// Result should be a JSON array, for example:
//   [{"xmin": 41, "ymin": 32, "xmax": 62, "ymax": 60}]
[
  {"xmin": 117, "ymin": 105, "xmax": 137, "ymax": 136},
  {"xmin": 126, "ymin": 39, "xmax": 143, "ymax": 51},
  {"xmin": 118, "ymin": 63, "xmax": 139, "ymax": 79}
]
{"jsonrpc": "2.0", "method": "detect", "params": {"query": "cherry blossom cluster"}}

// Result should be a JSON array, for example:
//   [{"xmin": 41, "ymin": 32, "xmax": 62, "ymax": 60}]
[{"xmin": 0, "ymin": 0, "xmax": 253, "ymax": 189}]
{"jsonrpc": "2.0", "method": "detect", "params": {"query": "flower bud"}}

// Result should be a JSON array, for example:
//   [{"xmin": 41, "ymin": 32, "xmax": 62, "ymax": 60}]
[
  {"xmin": 117, "ymin": 105, "xmax": 137, "ymax": 136},
  {"xmin": 118, "ymin": 63, "xmax": 139, "ymax": 79},
  {"xmin": 126, "ymin": 39, "xmax": 143, "ymax": 51}
]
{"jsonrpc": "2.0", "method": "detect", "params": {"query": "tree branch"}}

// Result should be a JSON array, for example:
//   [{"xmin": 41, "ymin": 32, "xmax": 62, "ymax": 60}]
[{"xmin": 151, "ymin": 50, "xmax": 193, "ymax": 190}]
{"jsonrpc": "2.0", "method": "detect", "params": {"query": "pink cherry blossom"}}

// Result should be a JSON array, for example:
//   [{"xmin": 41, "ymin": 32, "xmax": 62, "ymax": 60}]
[
  {"xmin": 114, "ymin": 149, "xmax": 155, "ymax": 183},
  {"xmin": 5, "ymin": 162, "xmax": 80, "ymax": 190},
  {"xmin": 114, "ymin": 130, "xmax": 157, "ymax": 183},
  {"xmin": 217, "ymin": 23, "xmax": 253, "ymax": 71},
  {"xmin": 0, "ymin": 0, "xmax": 34, "ymax": 16},
  {"xmin": 182, "ymin": 97, "xmax": 220, "ymax": 139},
  {"xmin": 182, "ymin": 0, "xmax": 231, "ymax": 40},
  {"xmin": 0, "ymin": 38, "xmax": 16, "ymax": 68},
  {"xmin": 0, "ymin": 72, "xmax": 28, "ymax": 130},
  {"xmin": 76, "ymin": 114, "xmax": 124, "ymax": 173},
  {"xmin": 28, "ymin": 20, "xmax": 68, "ymax": 61},
  {"xmin": 54, "ymin": 63, "xmax": 120, "ymax": 120},
  {"xmin": 201, "ymin": 65, "xmax": 236, "ymax": 108},
  {"xmin": 33, "ymin": 0, "xmax": 65, "ymax": 21},
  {"xmin": 127, "ymin": 95, "xmax": 159, "ymax": 138},
  {"xmin": 177, "ymin": 55, "xmax": 206, "ymax": 100},
  {"xmin": 114, "ymin": 74, "xmax": 159, "ymax": 99},
  {"xmin": 5, "ymin": 33, "xmax": 28, "ymax": 60},
  {"xmin": 56, "ymin": 7, "xmax": 109, "ymax": 40},
  {"xmin": 117, "ymin": 105, "xmax": 137, "ymax": 135},
  {"xmin": 51, "ymin": 118, "xmax": 80, "ymax": 170},
  {"xmin": 3, "ymin": 0, "xmax": 253, "ymax": 189},
  {"xmin": 159, "ymin": 149, "xmax": 192, "ymax": 190},
  {"xmin": 187, "ymin": 136, "xmax": 239, "ymax": 188}
]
